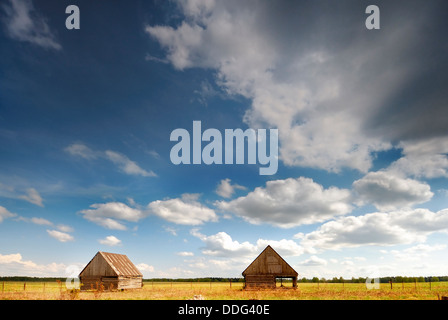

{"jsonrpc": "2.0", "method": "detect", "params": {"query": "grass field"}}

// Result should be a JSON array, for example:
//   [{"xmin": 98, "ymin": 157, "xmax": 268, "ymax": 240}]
[{"xmin": 1, "ymin": 281, "xmax": 448, "ymax": 300}]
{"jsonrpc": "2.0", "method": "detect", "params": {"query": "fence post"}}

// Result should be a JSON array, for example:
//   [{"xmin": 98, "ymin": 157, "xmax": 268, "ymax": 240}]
[
  {"xmin": 24, "ymin": 282, "xmax": 26, "ymax": 291},
  {"xmin": 2, "ymin": 281, "xmax": 4, "ymax": 293}
]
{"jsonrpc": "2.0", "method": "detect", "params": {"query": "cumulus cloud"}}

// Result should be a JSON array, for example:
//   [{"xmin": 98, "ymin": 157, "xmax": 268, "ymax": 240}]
[
  {"xmin": 0, "ymin": 206, "xmax": 16, "ymax": 223},
  {"xmin": 0, "ymin": 252, "xmax": 66, "ymax": 276},
  {"xmin": 148, "ymin": 193, "xmax": 218, "ymax": 225},
  {"xmin": 191, "ymin": 229, "xmax": 304, "ymax": 259},
  {"xmin": 216, "ymin": 177, "xmax": 352, "ymax": 228},
  {"xmin": 81, "ymin": 195, "xmax": 218, "ymax": 229},
  {"xmin": 136, "ymin": 263, "xmax": 154, "ymax": 273},
  {"xmin": 56, "ymin": 224, "xmax": 74, "ymax": 233},
  {"xmin": 1, "ymin": 0, "xmax": 61, "ymax": 50},
  {"xmin": 353, "ymin": 171, "xmax": 433, "ymax": 211},
  {"xmin": 147, "ymin": 0, "xmax": 448, "ymax": 173},
  {"xmin": 387, "ymin": 244, "xmax": 447, "ymax": 261},
  {"xmin": 388, "ymin": 137, "xmax": 448, "ymax": 179},
  {"xmin": 0, "ymin": 253, "xmax": 23, "ymax": 264},
  {"xmin": 299, "ymin": 255, "xmax": 327, "ymax": 267},
  {"xmin": 80, "ymin": 202, "xmax": 147, "ymax": 230},
  {"xmin": 215, "ymin": 178, "xmax": 246, "ymax": 198},
  {"xmin": 99, "ymin": 235, "xmax": 122, "ymax": 246},
  {"xmin": 191, "ymin": 229, "xmax": 256, "ymax": 257},
  {"xmin": 299, "ymin": 208, "xmax": 448, "ymax": 251},
  {"xmin": 46, "ymin": 229, "xmax": 74, "ymax": 242}
]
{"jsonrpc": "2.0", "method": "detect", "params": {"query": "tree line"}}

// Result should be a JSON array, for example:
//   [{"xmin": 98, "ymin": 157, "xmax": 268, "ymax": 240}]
[
  {"xmin": 301, "ymin": 276, "xmax": 448, "ymax": 283},
  {"xmin": 0, "ymin": 276, "xmax": 66, "ymax": 282},
  {"xmin": 1, "ymin": 276, "xmax": 447, "ymax": 283}
]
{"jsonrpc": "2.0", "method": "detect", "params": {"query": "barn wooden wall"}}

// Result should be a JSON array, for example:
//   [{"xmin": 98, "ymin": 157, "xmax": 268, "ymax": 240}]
[{"xmin": 80, "ymin": 276, "xmax": 142, "ymax": 291}]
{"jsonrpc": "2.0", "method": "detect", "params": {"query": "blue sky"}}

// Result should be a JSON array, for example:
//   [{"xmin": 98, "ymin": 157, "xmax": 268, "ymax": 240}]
[{"xmin": 1, "ymin": 0, "xmax": 448, "ymax": 280}]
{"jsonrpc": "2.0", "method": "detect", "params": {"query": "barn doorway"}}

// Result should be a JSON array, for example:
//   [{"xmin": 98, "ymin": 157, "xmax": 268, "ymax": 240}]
[{"xmin": 275, "ymin": 277, "xmax": 297, "ymax": 288}]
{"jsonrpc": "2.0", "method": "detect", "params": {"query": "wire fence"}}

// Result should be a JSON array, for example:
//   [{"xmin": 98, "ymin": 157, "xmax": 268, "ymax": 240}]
[{"xmin": 2, "ymin": 280, "xmax": 448, "ymax": 292}]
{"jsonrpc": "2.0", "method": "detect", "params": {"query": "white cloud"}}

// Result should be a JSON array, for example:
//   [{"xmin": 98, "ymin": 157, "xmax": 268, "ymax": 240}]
[
  {"xmin": 388, "ymin": 137, "xmax": 448, "ymax": 179},
  {"xmin": 64, "ymin": 143, "xmax": 98, "ymax": 160},
  {"xmin": 216, "ymin": 177, "xmax": 352, "ymax": 228},
  {"xmin": 18, "ymin": 187, "xmax": 44, "ymax": 207},
  {"xmin": 177, "ymin": 251, "xmax": 194, "ymax": 256},
  {"xmin": 136, "ymin": 263, "xmax": 154, "ymax": 272},
  {"xmin": 300, "ymin": 208, "xmax": 448, "ymax": 251},
  {"xmin": 56, "ymin": 224, "xmax": 74, "ymax": 233},
  {"xmin": 80, "ymin": 202, "xmax": 147, "ymax": 230},
  {"xmin": 18, "ymin": 217, "xmax": 75, "ymax": 235},
  {"xmin": 299, "ymin": 255, "xmax": 327, "ymax": 266},
  {"xmin": 191, "ymin": 229, "xmax": 256, "ymax": 257},
  {"xmin": 148, "ymin": 193, "xmax": 218, "ymax": 225},
  {"xmin": 30, "ymin": 217, "xmax": 52, "ymax": 226},
  {"xmin": 104, "ymin": 150, "xmax": 156, "ymax": 177},
  {"xmin": 256, "ymin": 239, "xmax": 308, "ymax": 256},
  {"xmin": 146, "ymin": 0, "xmax": 441, "ymax": 173},
  {"xmin": 99, "ymin": 235, "xmax": 122, "ymax": 246},
  {"xmin": 403, "ymin": 243, "xmax": 447, "ymax": 254},
  {"xmin": 353, "ymin": 257, "xmax": 367, "ymax": 262},
  {"xmin": 191, "ymin": 229, "xmax": 304, "ymax": 259},
  {"xmin": 0, "ymin": 252, "xmax": 66, "ymax": 276},
  {"xmin": 65, "ymin": 143, "xmax": 156, "ymax": 178},
  {"xmin": 0, "ymin": 253, "xmax": 23, "ymax": 264},
  {"xmin": 2, "ymin": 0, "xmax": 61, "ymax": 50},
  {"xmin": 215, "ymin": 178, "xmax": 246, "ymax": 198},
  {"xmin": 46, "ymin": 229, "xmax": 74, "ymax": 242},
  {"xmin": 0, "ymin": 183, "xmax": 44, "ymax": 207},
  {"xmin": 144, "ymin": 53, "xmax": 169, "ymax": 64},
  {"xmin": 353, "ymin": 171, "xmax": 433, "ymax": 211},
  {"xmin": 0, "ymin": 206, "xmax": 16, "ymax": 223},
  {"xmin": 389, "ymin": 244, "xmax": 447, "ymax": 261},
  {"xmin": 163, "ymin": 226, "xmax": 178, "ymax": 236}
]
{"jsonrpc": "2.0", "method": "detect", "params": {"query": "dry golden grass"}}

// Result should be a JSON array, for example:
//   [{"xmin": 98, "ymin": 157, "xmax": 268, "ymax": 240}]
[{"xmin": 1, "ymin": 281, "xmax": 447, "ymax": 300}]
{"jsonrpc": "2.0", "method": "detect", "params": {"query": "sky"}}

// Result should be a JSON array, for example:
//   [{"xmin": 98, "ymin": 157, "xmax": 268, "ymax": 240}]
[{"xmin": 0, "ymin": 0, "xmax": 448, "ymax": 281}]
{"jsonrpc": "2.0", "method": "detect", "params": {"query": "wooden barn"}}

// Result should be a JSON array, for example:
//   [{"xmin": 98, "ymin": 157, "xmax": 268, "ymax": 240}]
[
  {"xmin": 242, "ymin": 245, "xmax": 298, "ymax": 289},
  {"xmin": 78, "ymin": 251, "xmax": 143, "ymax": 291}
]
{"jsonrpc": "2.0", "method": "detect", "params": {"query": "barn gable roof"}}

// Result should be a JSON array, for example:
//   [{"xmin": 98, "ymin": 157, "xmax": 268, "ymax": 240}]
[
  {"xmin": 242, "ymin": 245, "xmax": 298, "ymax": 277},
  {"xmin": 79, "ymin": 251, "xmax": 143, "ymax": 277}
]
